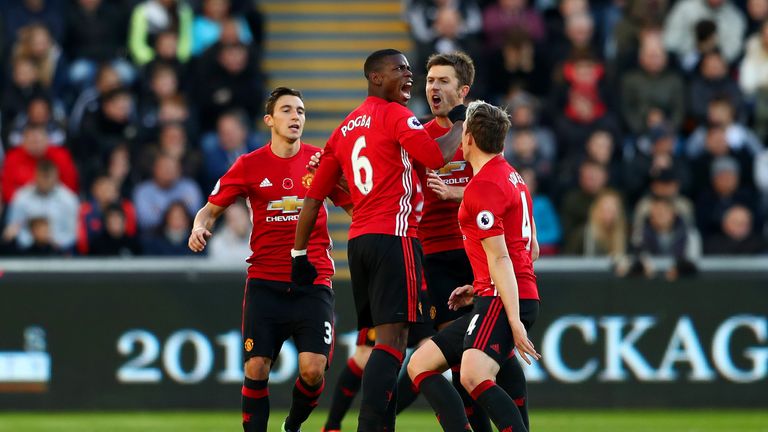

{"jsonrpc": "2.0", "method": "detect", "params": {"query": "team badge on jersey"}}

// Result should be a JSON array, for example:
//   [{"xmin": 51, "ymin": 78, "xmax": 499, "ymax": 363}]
[
  {"xmin": 407, "ymin": 116, "xmax": 424, "ymax": 130},
  {"xmin": 477, "ymin": 210, "xmax": 494, "ymax": 230},
  {"xmin": 211, "ymin": 180, "xmax": 221, "ymax": 195},
  {"xmin": 302, "ymin": 172, "xmax": 314, "ymax": 188}
]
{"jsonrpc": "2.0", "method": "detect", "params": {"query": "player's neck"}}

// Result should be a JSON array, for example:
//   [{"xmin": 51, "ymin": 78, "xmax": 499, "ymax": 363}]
[
  {"xmin": 468, "ymin": 152, "xmax": 496, "ymax": 175},
  {"xmin": 434, "ymin": 115, "xmax": 452, "ymax": 128},
  {"xmin": 270, "ymin": 137, "xmax": 301, "ymax": 158}
]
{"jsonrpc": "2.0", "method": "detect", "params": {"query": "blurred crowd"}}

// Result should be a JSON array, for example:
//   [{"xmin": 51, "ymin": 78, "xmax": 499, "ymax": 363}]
[
  {"xmin": 0, "ymin": 0, "xmax": 262, "ymax": 259},
  {"xmin": 0, "ymin": 0, "xmax": 766, "ymax": 272},
  {"xmin": 406, "ymin": 0, "xmax": 768, "ymax": 277}
]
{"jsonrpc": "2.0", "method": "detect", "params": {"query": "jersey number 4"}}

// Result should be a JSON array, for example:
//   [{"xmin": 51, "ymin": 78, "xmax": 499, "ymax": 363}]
[
  {"xmin": 352, "ymin": 136, "xmax": 373, "ymax": 195},
  {"xmin": 520, "ymin": 191, "xmax": 532, "ymax": 251}
]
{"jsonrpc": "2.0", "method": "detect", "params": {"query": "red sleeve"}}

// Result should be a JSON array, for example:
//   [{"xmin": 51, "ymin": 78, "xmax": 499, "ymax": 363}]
[
  {"xmin": 384, "ymin": 103, "xmax": 444, "ymax": 169},
  {"xmin": 463, "ymin": 180, "xmax": 507, "ymax": 240},
  {"xmin": 208, "ymin": 155, "xmax": 248, "ymax": 207},
  {"xmin": 307, "ymin": 139, "xmax": 343, "ymax": 201}
]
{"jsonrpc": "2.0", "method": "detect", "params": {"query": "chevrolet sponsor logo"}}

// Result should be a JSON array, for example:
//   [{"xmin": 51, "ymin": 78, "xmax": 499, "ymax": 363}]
[
  {"xmin": 436, "ymin": 161, "xmax": 467, "ymax": 176},
  {"xmin": 267, "ymin": 196, "xmax": 304, "ymax": 213}
]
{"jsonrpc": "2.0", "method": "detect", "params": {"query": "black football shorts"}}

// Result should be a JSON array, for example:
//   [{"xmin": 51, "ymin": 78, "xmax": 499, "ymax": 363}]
[{"xmin": 423, "ymin": 248, "xmax": 475, "ymax": 326}]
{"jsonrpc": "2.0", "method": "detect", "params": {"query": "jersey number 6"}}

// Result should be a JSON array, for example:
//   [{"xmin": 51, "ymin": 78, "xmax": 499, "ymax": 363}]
[{"xmin": 352, "ymin": 136, "xmax": 373, "ymax": 195}]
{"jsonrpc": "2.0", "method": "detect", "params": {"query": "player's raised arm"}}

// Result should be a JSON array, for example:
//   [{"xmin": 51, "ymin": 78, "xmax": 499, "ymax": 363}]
[{"xmin": 188, "ymin": 202, "xmax": 226, "ymax": 252}]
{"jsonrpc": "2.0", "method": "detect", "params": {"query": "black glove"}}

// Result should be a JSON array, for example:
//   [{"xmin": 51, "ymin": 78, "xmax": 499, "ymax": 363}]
[
  {"xmin": 292, "ymin": 255, "xmax": 318, "ymax": 287},
  {"xmin": 447, "ymin": 104, "xmax": 467, "ymax": 123}
]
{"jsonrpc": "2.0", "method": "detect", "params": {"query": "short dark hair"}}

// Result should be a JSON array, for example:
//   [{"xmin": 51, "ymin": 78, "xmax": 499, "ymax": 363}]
[
  {"xmin": 36, "ymin": 158, "xmax": 58, "ymax": 176},
  {"xmin": 265, "ymin": 87, "xmax": 303, "ymax": 115},
  {"xmin": 363, "ymin": 49, "xmax": 403, "ymax": 79},
  {"xmin": 426, "ymin": 51, "xmax": 476, "ymax": 88},
  {"xmin": 465, "ymin": 101, "xmax": 510, "ymax": 154}
]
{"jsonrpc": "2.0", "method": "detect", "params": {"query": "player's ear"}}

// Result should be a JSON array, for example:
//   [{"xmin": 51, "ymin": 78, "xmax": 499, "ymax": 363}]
[
  {"xmin": 263, "ymin": 114, "xmax": 273, "ymax": 128},
  {"xmin": 459, "ymin": 85, "xmax": 470, "ymax": 99},
  {"xmin": 369, "ymin": 70, "xmax": 383, "ymax": 86}
]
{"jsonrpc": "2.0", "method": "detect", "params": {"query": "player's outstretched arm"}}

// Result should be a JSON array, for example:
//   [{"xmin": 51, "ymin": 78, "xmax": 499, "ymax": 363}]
[
  {"xmin": 481, "ymin": 235, "xmax": 541, "ymax": 364},
  {"xmin": 188, "ymin": 202, "xmax": 226, "ymax": 252}
]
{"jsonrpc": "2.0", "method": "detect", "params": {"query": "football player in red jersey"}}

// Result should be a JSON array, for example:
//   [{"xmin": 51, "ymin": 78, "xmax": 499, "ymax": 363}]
[
  {"xmin": 188, "ymin": 87, "xmax": 351, "ymax": 432},
  {"xmin": 292, "ymin": 49, "xmax": 465, "ymax": 432},
  {"xmin": 407, "ymin": 101, "xmax": 541, "ymax": 432}
]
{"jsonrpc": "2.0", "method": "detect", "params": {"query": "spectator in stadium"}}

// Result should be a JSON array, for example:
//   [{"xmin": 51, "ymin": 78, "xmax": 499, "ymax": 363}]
[
  {"xmin": 406, "ymin": 0, "xmax": 482, "ymax": 83},
  {"xmin": 64, "ymin": 0, "xmax": 134, "ymax": 90},
  {"xmin": 611, "ymin": 1, "xmax": 669, "ymax": 75},
  {"xmin": 505, "ymin": 92, "xmax": 557, "ymax": 165},
  {"xmin": 695, "ymin": 156, "xmax": 758, "ymax": 238},
  {"xmin": 631, "ymin": 167, "xmax": 696, "ymax": 242},
  {"xmin": 543, "ymin": 0, "xmax": 589, "ymax": 54},
  {"xmin": 106, "ymin": 144, "xmax": 138, "ymax": 199},
  {"xmin": 139, "ymin": 122, "xmax": 202, "ymax": 182},
  {"xmin": 561, "ymin": 159, "xmax": 609, "ymax": 254},
  {"xmin": 141, "ymin": 200, "xmax": 197, "ymax": 255},
  {"xmin": 504, "ymin": 128, "xmax": 554, "ymax": 187},
  {"xmin": 2, "ymin": 125, "xmax": 79, "ymax": 204},
  {"xmin": 194, "ymin": 41, "xmax": 262, "ymax": 131},
  {"xmin": 191, "ymin": 0, "xmax": 253, "ymax": 56},
  {"xmin": 756, "ymin": 148, "xmax": 768, "ymax": 213},
  {"xmin": 7, "ymin": 95, "xmax": 66, "ymax": 147},
  {"xmin": 688, "ymin": 50, "xmax": 744, "ymax": 125},
  {"xmin": 620, "ymin": 35, "xmax": 686, "ymax": 136},
  {"xmin": 703, "ymin": 205, "xmax": 767, "ymax": 254},
  {"xmin": 1, "ymin": 56, "xmax": 46, "ymax": 141},
  {"xmin": 138, "ymin": 63, "xmax": 182, "ymax": 139},
  {"xmin": 76, "ymin": 175, "xmax": 138, "ymax": 255},
  {"xmin": 128, "ymin": 0, "xmax": 193, "ymax": 66},
  {"xmin": 550, "ymin": 50, "xmax": 620, "ymax": 161},
  {"xmin": 674, "ymin": 19, "xmax": 720, "ymax": 74},
  {"xmin": 19, "ymin": 217, "xmax": 61, "ymax": 256},
  {"xmin": 625, "ymin": 125, "xmax": 693, "ymax": 205},
  {"xmin": 630, "ymin": 195, "xmax": 700, "ymax": 280},
  {"xmin": 89, "ymin": 203, "xmax": 142, "ymax": 256},
  {"xmin": 546, "ymin": 10, "xmax": 600, "ymax": 73},
  {"xmin": 520, "ymin": 167, "xmax": 561, "ymax": 255},
  {"xmin": 483, "ymin": 31, "xmax": 549, "ymax": 100},
  {"xmin": 12, "ymin": 23, "xmax": 67, "ymax": 98},
  {"xmin": 2, "ymin": 160, "xmax": 79, "ymax": 254},
  {"xmin": 482, "ymin": 0, "xmax": 546, "ymax": 50},
  {"xmin": 201, "ymin": 110, "xmax": 259, "ymax": 192},
  {"xmin": 133, "ymin": 152, "xmax": 203, "ymax": 231},
  {"xmin": 739, "ymin": 20, "xmax": 768, "ymax": 141},
  {"xmin": 746, "ymin": 0, "xmax": 768, "ymax": 35},
  {"xmin": 68, "ymin": 64, "xmax": 124, "ymax": 135},
  {"xmin": 140, "ymin": 30, "xmax": 188, "ymax": 88},
  {"xmin": 207, "ymin": 200, "xmax": 251, "ymax": 262},
  {"xmin": 2, "ymin": 0, "xmax": 64, "ymax": 46},
  {"xmin": 582, "ymin": 189, "xmax": 630, "ymax": 273},
  {"xmin": 76, "ymin": 87, "xmax": 139, "ymax": 177},
  {"xmin": 663, "ymin": 0, "xmax": 746, "ymax": 65}
]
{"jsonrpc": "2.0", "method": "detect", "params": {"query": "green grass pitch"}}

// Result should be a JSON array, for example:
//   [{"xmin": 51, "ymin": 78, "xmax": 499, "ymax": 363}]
[{"xmin": 1, "ymin": 410, "xmax": 768, "ymax": 432}]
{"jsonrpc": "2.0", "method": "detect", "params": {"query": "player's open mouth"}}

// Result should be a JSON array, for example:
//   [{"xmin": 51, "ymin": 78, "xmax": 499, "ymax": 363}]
[
  {"xmin": 401, "ymin": 82, "xmax": 413, "ymax": 99},
  {"xmin": 431, "ymin": 94, "xmax": 442, "ymax": 108},
  {"xmin": 288, "ymin": 124, "xmax": 300, "ymax": 132}
]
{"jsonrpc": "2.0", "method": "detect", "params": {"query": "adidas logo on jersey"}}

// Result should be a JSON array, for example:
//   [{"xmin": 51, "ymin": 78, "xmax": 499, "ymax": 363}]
[{"xmin": 260, "ymin": 178, "xmax": 273, "ymax": 188}]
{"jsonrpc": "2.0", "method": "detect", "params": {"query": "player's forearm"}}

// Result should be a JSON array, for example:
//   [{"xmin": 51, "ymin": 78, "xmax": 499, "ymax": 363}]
[
  {"xmin": 447, "ymin": 185, "xmax": 464, "ymax": 202},
  {"xmin": 435, "ymin": 121, "xmax": 463, "ymax": 164},
  {"xmin": 294, "ymin": 197, "xmax": 322, "ymax": 250},
  {"xmin": 192, "ymin": 203, "xmax": 224, "ymax": 231},
  {"xmin": 489, "ymin": 255, "xmax": 523, "ymax": 324}
]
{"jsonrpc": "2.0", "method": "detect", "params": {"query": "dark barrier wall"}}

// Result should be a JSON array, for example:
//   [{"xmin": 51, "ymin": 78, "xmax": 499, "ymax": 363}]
[{"xmin": 1, "ymin": 267, "xmax": 766, "ymax": 409}]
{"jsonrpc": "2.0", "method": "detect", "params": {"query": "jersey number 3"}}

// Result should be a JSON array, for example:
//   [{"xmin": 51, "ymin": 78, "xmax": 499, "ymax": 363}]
[{"xmin": 352, "ymin": 136, "xmax": 373, "ymax": 195}]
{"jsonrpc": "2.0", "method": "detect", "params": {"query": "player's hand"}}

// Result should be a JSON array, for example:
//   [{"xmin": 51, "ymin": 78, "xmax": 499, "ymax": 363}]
[
  {"xmin": 188, "ymin": 227, "xmax": 212, "ymax": 252},
  {"xmin": 510, "ymin": 319, "xmax": 540, "ymax": 365},
  {"xmin": 426, "ymin": 172, "xmax": 454, "ymax": 201},
  {"xmin": 291, "ymin": 255, "xmax": 318, "ymax": 287},
  {"xmin": 306, "ymin": 151, "xmax": 323, "ymax": 173},
  {"xmin": 448, "ymin": 284, "xmax": 474, "ymax": 310}
]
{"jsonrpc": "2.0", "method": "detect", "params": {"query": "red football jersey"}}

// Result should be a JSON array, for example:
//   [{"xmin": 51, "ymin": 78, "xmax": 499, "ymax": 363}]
[
  {"xmin": 307, "ymin": 96, "xmax": 445, "ymax": 239},
  {"xmin": 208, "ymin": 143, "xmax": 351, "ymax": 286},
  {"xmin": 417, "ymin": 119, "xmax": 473, "ymax": 255},
  {"xmin": 458, "ymin": 155, "xmax": 538, "ymax": 299}
]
